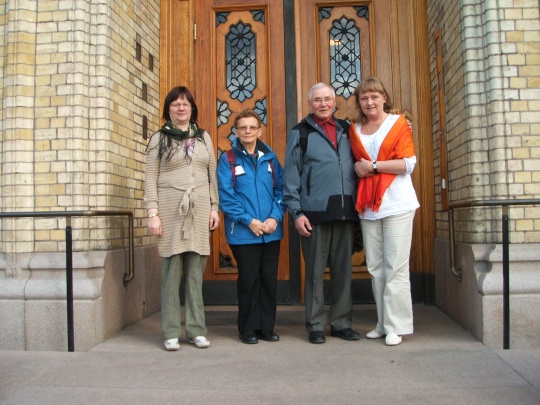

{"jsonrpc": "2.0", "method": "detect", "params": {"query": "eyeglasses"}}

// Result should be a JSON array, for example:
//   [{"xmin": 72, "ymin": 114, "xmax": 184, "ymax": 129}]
[
  {"xmin": 310, "ymin": 97, "xmax": 335, "ymax": 105},
  {"xmin": 170, "ymin": 102, "xmax": 191, "ymax": 109},
  {"xmin": 236, "ymin": 125, "xmax": 260, "ymax": 132}
]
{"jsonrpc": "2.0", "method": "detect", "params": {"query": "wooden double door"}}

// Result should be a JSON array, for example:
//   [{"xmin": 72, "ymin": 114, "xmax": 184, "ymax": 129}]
[{"xmin": 187, "ymin": 0, "xmax": 433, "ymax": 304}]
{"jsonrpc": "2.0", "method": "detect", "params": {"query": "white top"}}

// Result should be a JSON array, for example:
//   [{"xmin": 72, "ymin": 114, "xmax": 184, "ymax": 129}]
[{"xmin": 355, "ymin": 114, "xmax": 419, "ymax": 220}]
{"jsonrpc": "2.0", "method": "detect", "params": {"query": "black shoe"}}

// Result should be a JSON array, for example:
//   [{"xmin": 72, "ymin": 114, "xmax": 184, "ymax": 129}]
[
  {"xmin": 330, "ymin": 327, "xmax": 360, "ymax": 340},
  {"xmin": 239, "ymin": 331, "xmax": 258, "ymax": 344},
  {"xmin": 256, "ymin": 330, "xmax": 280, "ymax": 342},
  {"xmin": 308, "ymin": 331, "xmax": 326, "ymax": 344}
]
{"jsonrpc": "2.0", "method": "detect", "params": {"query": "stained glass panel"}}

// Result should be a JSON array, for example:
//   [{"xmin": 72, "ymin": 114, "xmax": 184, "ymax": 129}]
[
  {"xmin": 225, "ymin": 22, "xmax": 256, "ymax": 102},
  {"xmin": 318, "ymin": 5, "xmax": 371, "ymax": 121},
  {"xmin": 217, "ymin": 99, "xmax": 232, "ymax": 126},
  {"xmin": 254, "ymin": 97, "xmax": 267, "ymax": 125},
  {"xmin": 216, "ymin": 12, "xmax": 229, "ymax": 26},
  {"xmin": 329, "ymin": 17, "xmax": 361, "ymax": 98}
]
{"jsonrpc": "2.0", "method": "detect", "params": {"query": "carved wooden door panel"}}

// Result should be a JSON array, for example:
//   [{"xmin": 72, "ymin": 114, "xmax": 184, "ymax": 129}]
[
  {"xmin": 296, "ymin": 2, "xmax": 384, "ymax": 278},
  {"xmin": 294, "ymin": 1, "xmax": 435, "ymax": 302},
  {"xmin": 296, "ymin": 0, "xmax": 424, "ymax": 284},
  {"xmin": 195, "ymin": 0, "xmax": 289, "ymax": 289}
]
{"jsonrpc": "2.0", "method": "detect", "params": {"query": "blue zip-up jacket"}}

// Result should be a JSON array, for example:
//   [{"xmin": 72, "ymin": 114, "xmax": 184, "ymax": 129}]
[
  {"xmin": 283, "ymin": 114, "xmax": 357, "ymax": 224},
  {"xmin": 217, "ymin": 138, "xmax": 286, "ymax": 245}
]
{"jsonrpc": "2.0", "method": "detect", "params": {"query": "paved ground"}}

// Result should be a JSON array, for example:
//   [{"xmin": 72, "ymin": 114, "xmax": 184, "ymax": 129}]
[{"xmin": 1, "ymin": 304, "xmax": 539, "ymax": 404}]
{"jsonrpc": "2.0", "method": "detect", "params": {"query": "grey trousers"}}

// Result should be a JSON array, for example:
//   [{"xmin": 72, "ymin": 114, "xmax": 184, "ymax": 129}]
[
  {"xmin": 301, "ymin": 220, "xmax": 355, "ymax": 333},
  {"xmin": 161, "ymin": 252, "xmax": 208, "ymax": 340}
]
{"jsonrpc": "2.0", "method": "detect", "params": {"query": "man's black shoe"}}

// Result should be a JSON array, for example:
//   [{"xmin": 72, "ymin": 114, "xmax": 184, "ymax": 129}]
[
  {"xmin": 256, "ymin": 330, "xmax": 280, "ymax": 342},
  {"xmin": 330, "ymin": 327, "xmax": 360, "ymax": 340},
  {"xmin": 308, "ymin": 331, "xmax": 326, "ymax": 344},
  {"xmin": 239, "ymin": 331, "xmax": 258, "ymax": 344}
]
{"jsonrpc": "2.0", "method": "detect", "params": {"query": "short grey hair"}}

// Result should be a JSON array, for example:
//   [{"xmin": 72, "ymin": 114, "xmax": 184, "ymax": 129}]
[{"xmin": 308, "ymin": 83, "xmax": 336, "ymax": 100}]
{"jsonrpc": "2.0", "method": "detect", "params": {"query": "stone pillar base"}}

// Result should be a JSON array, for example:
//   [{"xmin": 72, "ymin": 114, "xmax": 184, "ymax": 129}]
[
  {"xmin": 0, "ymin": 245, "xmax": 161, "ymax": 351},
  {"xmin": 434, "ymin": 238, "xmax": 540, "ymax": 349}
]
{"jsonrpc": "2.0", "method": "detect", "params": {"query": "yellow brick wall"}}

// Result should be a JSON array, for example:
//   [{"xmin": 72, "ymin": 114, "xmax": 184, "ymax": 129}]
[
  {"xmin": 0, "ymin": 1, "xmax": 5, "ymax": 220},
  {"xmin": 428, "ymin": 0, "xmax": 464, "ymax": 238},
  {"xmin": 0, "ymin": 0, "xmax": 160, "ymax": 253},
  {"xmin": 428, "ymin": 0, "xmax": 540, "ymax": 243}
]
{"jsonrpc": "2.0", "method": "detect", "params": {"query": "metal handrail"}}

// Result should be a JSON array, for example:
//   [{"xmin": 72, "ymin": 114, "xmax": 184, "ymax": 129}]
[
  {"xmin": 447, "ymin": 198, "xmax": 540, "ymax": 349},
  {"xmin": 0, "ymin": 210, "xmax": 134, "ymax": 351}
]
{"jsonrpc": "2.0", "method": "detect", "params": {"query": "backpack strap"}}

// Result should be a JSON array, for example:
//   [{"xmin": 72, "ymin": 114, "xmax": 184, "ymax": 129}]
[
  {"xmin": 292, "ymin": 122, "xmax": 309, "ymax": 155},
  {"xmin": 336, "ymin": 118, "xmax": 350, "ymax": 133},
  {"xmin": 268, "ymin": 160, "xmax": 277, "ymax": 189},
  {"xmin": 225, "ymin": 149, "xmax": 236, "ymax": 187},
  {"xmin": 294, "ymin": 118, "xmax": 350, "ymax": 155}
]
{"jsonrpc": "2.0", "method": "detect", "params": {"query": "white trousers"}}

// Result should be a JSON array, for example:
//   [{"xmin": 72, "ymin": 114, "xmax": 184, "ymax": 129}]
[{"xmin": 361, "ymin": 210, "xmax": 415, "ymax": 335}]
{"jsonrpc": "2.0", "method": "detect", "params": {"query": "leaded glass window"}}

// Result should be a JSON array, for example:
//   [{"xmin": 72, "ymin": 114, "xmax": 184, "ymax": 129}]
[
  {"xmin": 329, "ymin": 17, "xmax": 361, "ymax": 99},
  {"xmin": 319, "ymin": 6, "xmax": 369, "ymax": 102},
  {"xmin": 225, "ymin": 22, "xmax": 256, "ymax": 102},
  {"xmin": 254, "ymin": 98, "xmax": 267, "ymax": 125},
  {"xmin": 217, "ymin": 100, "xmax": 232, "ymax": 127}
]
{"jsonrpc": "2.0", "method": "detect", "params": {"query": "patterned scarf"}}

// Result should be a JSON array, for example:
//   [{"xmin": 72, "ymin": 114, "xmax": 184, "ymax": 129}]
[
  {"xmin": 159, "ymin": 121, "xmax": 202, "ymax": 160},
  {"xmin": 161, "ymin": 121, "xmax": 198, "ymax": 141}
]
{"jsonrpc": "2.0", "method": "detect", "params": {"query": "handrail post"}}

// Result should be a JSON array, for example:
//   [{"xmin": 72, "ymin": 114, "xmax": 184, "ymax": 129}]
[
  {"xmin": 448, "ymin": 208, "xmax": 462, "ymax": 280},
  {"xmin": 66, "ymin": 218, "xmax": 75, "ymax": 352},
  {"xmin": 502, "ymin": 206, "xmax": 510, "ymax": 349},
  {"xmin": 123, "ymin": 215, "xmax": 135, "ymax": 286}
]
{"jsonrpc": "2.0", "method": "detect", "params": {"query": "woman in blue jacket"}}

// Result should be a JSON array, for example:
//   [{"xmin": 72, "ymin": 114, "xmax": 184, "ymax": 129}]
[{"xmin": 217, "ymin": 109, "xmax": 286, "ymax": 344}]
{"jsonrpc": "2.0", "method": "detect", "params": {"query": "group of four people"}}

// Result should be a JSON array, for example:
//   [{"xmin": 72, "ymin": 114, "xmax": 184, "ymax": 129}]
[{"xmin": 144, "ymin": 77, "xmax": 419, "ymax": 351}]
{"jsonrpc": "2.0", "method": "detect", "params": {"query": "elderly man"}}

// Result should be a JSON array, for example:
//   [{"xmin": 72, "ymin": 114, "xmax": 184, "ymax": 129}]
[{"xmin": 283, "ymin": 83, "xmax": 360, "ymax": 344}]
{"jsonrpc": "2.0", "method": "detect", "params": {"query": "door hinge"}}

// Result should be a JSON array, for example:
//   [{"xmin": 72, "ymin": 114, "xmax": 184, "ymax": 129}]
[{"xmin": 193, "ymin": 24, "xmax": 196, "ymax": 41}]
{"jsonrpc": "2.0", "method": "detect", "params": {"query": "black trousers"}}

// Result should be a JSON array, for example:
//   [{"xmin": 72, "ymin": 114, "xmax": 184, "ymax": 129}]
[{"xmin": 230, "ymin": 241, "xmax": 280, "ymax": 332}]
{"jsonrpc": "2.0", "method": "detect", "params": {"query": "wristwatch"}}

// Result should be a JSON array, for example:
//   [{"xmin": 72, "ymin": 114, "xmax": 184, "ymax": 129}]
[{"xmin": 372, "ymin": 161, "xmax": 378, "ymax": 174}]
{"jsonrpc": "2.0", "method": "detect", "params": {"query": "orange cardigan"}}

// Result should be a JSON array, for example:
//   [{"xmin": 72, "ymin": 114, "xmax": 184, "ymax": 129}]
[{"xmin": 349, "ymin": 115, "xmax": 415, "ymax": 214}]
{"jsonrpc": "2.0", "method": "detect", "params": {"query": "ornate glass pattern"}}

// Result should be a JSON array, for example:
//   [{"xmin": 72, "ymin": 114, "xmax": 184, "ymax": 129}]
[
  {"xmin": 254, "ymin": 98, "xmax": 267, "ymax": 125},
  {"xmin": 216, "ymin": 12, "xmax": 230, "ymax": 26},
  {"xmin": 216, "ymin": 127, "xmax": 237, "ymax": 159},
  {"xmin": 329, "ymin": 17, "xmax": 361, "ymax": 99},
  {"xmin": 355, "ymin": 6, "xmax": 369, "ymax": 19},
  {"xmin": 227, "ymin": 128, "xmax": 237, "ymax": 144},
  {"xmin": 225, "ymin": 22, "xmax": 256, "ymax": 102},
  {"xmin": 319, "ymin": 7, "xmax": 332, "ymax": 21},
  {"xmin": 251, "ymin": 10, "xmax": 265, "ymax": 23},
  {"xmin": 217, "ymin": 100, "xmax": 232, "ymax": 127}
]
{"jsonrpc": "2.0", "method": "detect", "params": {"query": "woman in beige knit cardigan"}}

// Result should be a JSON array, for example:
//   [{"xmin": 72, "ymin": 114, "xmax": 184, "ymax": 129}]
[{"xmin": 144, "ymin": 86, "xmax": 220, "ymax": 351}]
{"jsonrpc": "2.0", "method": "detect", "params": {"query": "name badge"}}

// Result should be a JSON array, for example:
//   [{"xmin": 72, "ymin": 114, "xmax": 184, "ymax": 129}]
[{"xmin": 234, "ymin": 165, "xmax": 246, "ymax": 176}]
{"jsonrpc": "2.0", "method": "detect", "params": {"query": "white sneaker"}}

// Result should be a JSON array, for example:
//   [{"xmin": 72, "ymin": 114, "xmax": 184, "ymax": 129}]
[
  {"xmin": 189, "ymin": 336, "xmax": 210, "ymax": 348},
  {"xmin": 164, "ymin": 338, "xmax": 180, "ymax": 351},
  {"xmin": 385, "ymin": 333, "xmax": 402, "ymax": 346},
  {"xmin": 366, "ymin": 329, "xmax": 385, "ymax": 339}
]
